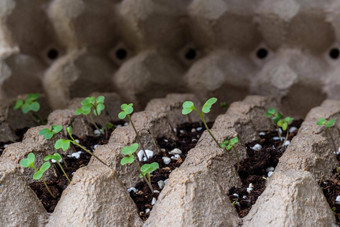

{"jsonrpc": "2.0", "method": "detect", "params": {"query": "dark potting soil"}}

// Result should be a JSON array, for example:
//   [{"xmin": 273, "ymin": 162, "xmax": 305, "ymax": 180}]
[
  {"xmin": 28, "ymin": 121, "xmax": 124, "ymax": 213},
  {"xmin": 320, "ymin": 166, "xmax": 340, "ymax": 225},
  {"xmin": 228, "ymin": 120, "xmax": 303, "ymax": 218},
  {"xmin": 129, "ymin": 122, "xmax": 213, "ymax": 221}
]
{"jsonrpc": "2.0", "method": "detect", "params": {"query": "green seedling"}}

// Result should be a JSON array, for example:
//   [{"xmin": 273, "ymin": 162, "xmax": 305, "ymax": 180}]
[
  {"xmin": 231, "ymin": 199, "xmax": 238, "ymax": 207},
  {"xmin": 54, "ymin": 126, "xmax": 109, "ymax": 168},
  {"xmin": 44, "ymin": 153, "xmax": 70, "ymax": 183},
  {"xmin": 221, "ymin": 137, "xmax": 240, "ymax": 170},
  {"xmin": 120, "ymin": 143, "xmax": 158, "ymax": 192},
  {"xmin": 182, "ymin": 98, "xmax": 241, "ymax": 169},
  {"xmin": 277, "ymin": 117, "xmax": 294, "ymax": 141},
  {"xmin": 75, "ymin": 96, "xmax": 111, "ymax": 138},
  {"xmin": 14, "ymin": 93, "xmax": 43, "ymax": 123},
  {"xmin": 39, "ymin": 125, "xmax": 62, "ymax": 140},
  {"xmin": 317, "ymin": 118, "xmax": 337, "ymax": 153},
  {"xmin": 20, "ymin": 153, "xmax": 55, "ymax": 198},
  {"xmin": 265, "ymin": 108, "xmax": 284, "ymax": 139},
  {"xmin": 39, "ymin": 125, "xmax": 68, "ymax": 168},
  {"xmin": 337, "ymin": 167, "xmax": 340, "ymax": 173},
  {"xmin": 118, "ymin": 103, "xmax": 148, "ymax": 159}
]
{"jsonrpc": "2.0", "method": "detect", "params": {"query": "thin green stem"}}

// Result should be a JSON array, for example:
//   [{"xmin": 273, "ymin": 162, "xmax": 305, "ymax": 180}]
[
  {"xmin": 93, "ymin": 105, "xmax": 108, "ymax": 138},
  {"xmin": 127, "ymin": 114, "xmax": 148, "ymax": 159},
  {"xmin": 194, "ymin": 108, "xmax": 220, "ymax": 148},
  {"xmin": 71, "ymin": 141, "xmax": 110, "ymax": 168},
  {"xmin": 133, "ymin": 158, "xmax": 153, "ymax": 193},
  {"xmin": 57, "ymin": 161, "xmax": 70, "ymax": 183},
  {"xmin": 52, "ymin": 137, "xmax": 67, "ymax": 168},
  {"xmin": 285, "ymin": 129, "xmax": 289, "ymax": 142},
  {"xmin": 89, "ymin": 112, "xmax": 102, "ymax": 134},
  {"xmin": 42, "ymin": 177, "xmax": 55, "ymax": 198},
  {"xmin": 28, "ymin": 112, "xmax": 41, "ymax": 124}
]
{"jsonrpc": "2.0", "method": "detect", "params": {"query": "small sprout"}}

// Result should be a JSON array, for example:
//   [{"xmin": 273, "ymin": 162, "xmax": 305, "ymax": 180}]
[
  {"xmin": 120, "ymin": 143, "xmax": 155, "ymax": 192},
  {"xmin": 317, "ymin": 118, "xmax": 337, "ymax": 153},
  {"xmin": 20, "ymin": 153, "xmax": 55, "ymax": 198},
  {"xmin": 221, "ymin": 137, "xmax": 240, "ymax": 170},
  {"xmin": 75, "ymin": 96, "xmax": 109, "ymax": 137},
  {"xmin": 44, "ymin": 153, "xmax": 70, "ymax": 183},
  {"xmin": 14, "ymin": 93, "xmax": 42, "ymax": 123},
  {"xmin": 337, "ymin": 167, "xmax": 340, "ymax": 173},
  {"xmin": 231, "ymin": 199, "xmax": 238, "ymax": 207},
  {"xmin": 118, "ymin": 103, "xmax": 148, "ymax": 159},
  {"xmin": 265, "ymin": 108, "xmax": 283, "ymax": 124},
  {"xmin": 121, "ymin": 143, "xmax": 139, "ymax": 165},
  {"xmin": 118, "ymin": 103, "xmax": 134, "ymax": 119},
  {"xmin": 140, "ymin": 162, "xmax": 159, "ymax": 179},
  {"xmin": 33, "ymin": 162, "xmax": 51, "ymax": 180},
  {"xmin": 317, "ymin": 118, "xmax": 336, "ymax": 128},
  {"xmin": 182, "ymin": 98, "xmax": 241, "ymax": 171},
  {"xmin": 262, "ymin": 176, "xmax": 269, "ymax": 181},
  {"xmin": 105, "ymin": 122, "xmax": 114, "ymax": 129},
  {"xmin": 39, "ymin": 125, "xmax": 63, "ymax": 140},
  {"xmin": 277, "ymin": 117, "xmax": 294, "ymax": 141}
]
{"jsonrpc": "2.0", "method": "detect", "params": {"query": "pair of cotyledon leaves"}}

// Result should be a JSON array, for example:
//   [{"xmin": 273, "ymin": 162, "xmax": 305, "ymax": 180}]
[
  {"xmin": 265, "ymin": 108, "xmax": 294, "ymax": 130},
  {"xmin": 14, "ymin": 93, "xmax": 40, "ymax": 114},
  {"xmin": 20, "ymin": 153, "xmax": 51, "ymax": 180},
  {"xmin": 75, "ymin": 96, "xmax": 105, "ymax": 116},
  {"xmin": 39, "ymin": 125, "xmax": 63, "ymax": 140},
  {"xmin": 220, "ymin": 137, "xmax": 239, "ymax": 151},
  {"xmin": 54, "ymin": 127, "xmax": 73, "ymax": 151},
  {"xmin": 182, "ymin": 98, "xmax": 217, "ymax": 115},
  {"xmin": 118, "ymin": 103, "xmax": 133, "ymax": 119},
  {"xmin": 265, "ymin": 108, "xmax": 284, "ymax": 125},
  {"xmin": 120, "ymin": 143, "xmax": 159, "ymax": 178},
  {"xmin": 317, "ymin": 118, "xmax": 336, "ymax": 128}
]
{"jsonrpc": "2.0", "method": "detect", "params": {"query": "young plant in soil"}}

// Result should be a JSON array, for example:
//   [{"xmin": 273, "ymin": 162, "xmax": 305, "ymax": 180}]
[
  {"xmin": 277, "ymin": 117, "xmax": 294, "ymax": 141},
  {"xmin": 221, "ymin": 136, "xmax": 240, "ymax": 169},
  {"xmin": 182, "ymin": 98, "xmax": 241, "ymax": 168},
  {"xmin": 54, "ymin": 126, "xmax": 110, "ymax": 168},
  {"xmin": 317, "ymin": 118, "xmax": 337, "ymax": 152},
  {"xmin": 265, "ymin": 108, "xmax": 284, "ymax": 139},
  {"xmin": 118, "ymin": 103, "xmax": 149, "ymax": 160},
  {"xmin": 121, "ymin": 143, "xmax": 159, "ymax": 192},
  {"xmin": 75, "ymin": 96, "xmax": 112, "ymax": 138},
  {"xmin": 39, "ymin": 125, "xmax": 68, "ymax": 167},
  {"xmin": 44, "ymin": 153, "xmax": 70, "ymax": 183},
  {"xmin": 20, "ymin": 153, "xmax": 55, "ymax": 198},
  {"xmin": 14, "ymin": 93, "xmax": 43, "ymax": 124}
]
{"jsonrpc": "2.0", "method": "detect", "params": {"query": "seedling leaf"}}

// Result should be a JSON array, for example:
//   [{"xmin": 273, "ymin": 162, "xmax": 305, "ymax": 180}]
[
  {"xmin": 118, "ymin": 112, "xmax": 127, "ymax": 119},
  {"xmin": 52, "ymin": 125, "xmax": 63, "ymax": 134},
  {"xmin": 96, "ymin": 96, "xmax": 105, "ymax": 104},
  {"xmin": 140, "ymin": 162, "xmax": 159, "ymax": 178},
  {"xmin": 121, "ymin": 155, "xmax": 134, "ymax": 165},
  {"xmin": 44, "ymin": 153, "xmax": 62, "ymax": 162},
  {"xmin": 33, "ymin": 162, "xmax": 51, "ymax": 180},
  {"xmin": 14, "ymin": 99, "xmax": 23, "ymax": 110},
  {"xmin": 30, "ymin": 102, "xmax": 40, "ymax": 112},
  {"xmin": 96, "ymin": 103, "xmax": 105, "ymax": 116},
  {"xmin": 122, "ymin": 143, "xmax": 139, "ymax": 155},
  {"xmin": 182, "ymin": 101, "xmax": 195, "ymax": 115},
  {"xmin": 326, "ymin": 119, "xmax": 336, "ymax": 128},
  {"xmin": 202, "ymin": 97, "xmax": 217, "ymax": 113},
  {"xmin": 20, "ymin": 153, "xmax": 35, "ymax": 168},
  {"xmin": 55, "ymin": 139, "xmax": 71, "ymax": 151},
  {"xmin": 317, "ymin": 118, "xmax": 326, "ymax": 125}
]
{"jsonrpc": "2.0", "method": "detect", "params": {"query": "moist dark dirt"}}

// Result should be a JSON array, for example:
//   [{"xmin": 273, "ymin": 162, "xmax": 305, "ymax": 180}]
[
  {"xmin": 27, "ymin": 121, "xmax": 127, "ymax": 213},
  {"xmin": 320, "ymin": 167, "xmax": 340, "ymax": 225},
  {"xmin": 129, "ymin": 122, "xmax": 213, "ymax": 221},
  {"xmin": 228, "ymin": 120, "xmax": 303, "ymax": 218}
]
